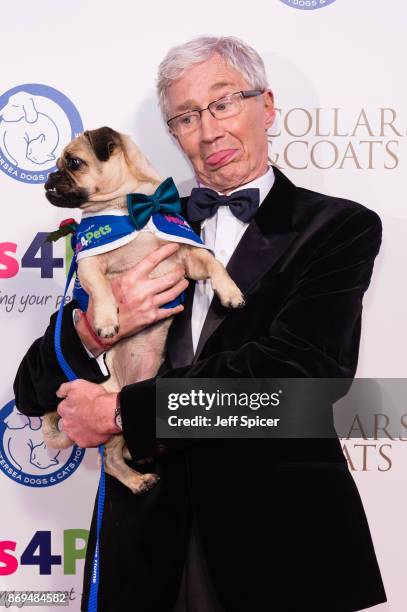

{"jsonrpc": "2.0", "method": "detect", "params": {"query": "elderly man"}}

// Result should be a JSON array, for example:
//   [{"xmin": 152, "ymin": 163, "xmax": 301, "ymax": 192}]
[{"xmin": 14, "ymin": 36, "xmax": 387, "ymax": 612}]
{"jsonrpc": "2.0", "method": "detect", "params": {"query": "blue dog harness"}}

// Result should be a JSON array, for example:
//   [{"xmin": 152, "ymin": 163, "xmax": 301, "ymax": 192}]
[{"xmin": 75, "ymin": 210, "xmax": 208, "ymax": 260}]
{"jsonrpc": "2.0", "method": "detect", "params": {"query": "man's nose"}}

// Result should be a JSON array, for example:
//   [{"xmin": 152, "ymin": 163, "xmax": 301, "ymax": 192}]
[{"xmin": 199, "ymin": 108, "xmax": 225, "ymax": 142}]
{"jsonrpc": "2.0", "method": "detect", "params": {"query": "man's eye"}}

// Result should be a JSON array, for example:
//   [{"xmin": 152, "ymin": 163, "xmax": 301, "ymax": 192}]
[
  {"xmin": 214, "ymin": 100, "xmax": 233, "ymax": 112},
  {"xmin": 180, "ymin": 114, "xmax": 194, "ymax": 125},
  {"xmin": 67, "ymin": 158, "xmax": 83, "ymax": 171}
]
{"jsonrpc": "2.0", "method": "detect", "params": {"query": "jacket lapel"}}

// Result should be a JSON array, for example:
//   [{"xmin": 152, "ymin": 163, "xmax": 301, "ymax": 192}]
[
  {"xmin": 167, "ymin": 167, "xmax": 299, "ymax": 367},
  {"xmin": 166, "ymin": 200, "xmax": 200, "ymax": 368}
]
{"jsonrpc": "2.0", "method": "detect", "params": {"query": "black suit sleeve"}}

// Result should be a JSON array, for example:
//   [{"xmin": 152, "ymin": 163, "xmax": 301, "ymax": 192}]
[
  {"xmin": 118, "ymin": 208, "xmax": 382, "ymax": 460},
  {"xmin": 13, "ymin": 300, "xmax": 109, "ymax": 416}
]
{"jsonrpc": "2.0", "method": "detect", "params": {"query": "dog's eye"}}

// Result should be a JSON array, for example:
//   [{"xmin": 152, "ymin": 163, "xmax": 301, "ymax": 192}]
[{"xmin": 67, "ymin": 157, "xmax": 83, "ymax": 171}]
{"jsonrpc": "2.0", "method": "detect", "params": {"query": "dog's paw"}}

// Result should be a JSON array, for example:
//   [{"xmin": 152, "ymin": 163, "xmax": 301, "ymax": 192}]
[
  {"xmin": 96, "ymin": 323, "xmax": 120, "ymax": 339},
  {"xmin": 218, "ymin": 286, "xmax": 246, "ymax": 309},
  {"xmin": 93, "ymin": 306, "xmax": 120, "ymax": 339},
  {"xmin": 128, "ymin": 473, "xmax": 160, "ymax": 495},
  {"xmin": 212, "ymin": 276, "xmax": 246, "ymax": 309}
]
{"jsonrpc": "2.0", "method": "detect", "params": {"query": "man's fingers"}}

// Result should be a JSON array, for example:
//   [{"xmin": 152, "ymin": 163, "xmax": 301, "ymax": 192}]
[
  {"xmin": 56, "ymin": 382, "xmax": 71, "ymax": 398},
  {"xmin": 130, "ymin": 243, "xmax": 181, "ymax": 280},
  {"xmin": 156, "ymin": 303, "xmax": 185, "ymax": 320},
  {"xmin": 149, "ymin": 268, "xmax": 186, "ymax": 297},
  {"xmin": 56, "ymin": 379, "xmax": 83, "ymax": 398},
  {"xmin": 56, "ymin": 400, "xmax": 65, "ymax": 416},
  {"xmin": 153, "ymin": 278, "xmax": 189, "ymax": 308}
]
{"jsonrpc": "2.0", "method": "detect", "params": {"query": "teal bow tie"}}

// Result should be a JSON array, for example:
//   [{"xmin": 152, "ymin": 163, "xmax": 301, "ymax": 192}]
[{"xmin": 127, "ymin": 177, "xmax": 182, "ymax": 230}]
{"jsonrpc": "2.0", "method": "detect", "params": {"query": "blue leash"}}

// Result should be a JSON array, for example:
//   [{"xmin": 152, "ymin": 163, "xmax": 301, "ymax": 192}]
[{"xmin": 54, "ymin": 256, "xmax": 105, "ymax": 612}]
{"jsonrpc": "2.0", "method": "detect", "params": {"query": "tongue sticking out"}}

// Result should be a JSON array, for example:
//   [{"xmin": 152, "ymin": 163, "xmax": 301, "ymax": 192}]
[{"xmin": 206, "ymin": 149, "xmax": 237, "ymax": 167}]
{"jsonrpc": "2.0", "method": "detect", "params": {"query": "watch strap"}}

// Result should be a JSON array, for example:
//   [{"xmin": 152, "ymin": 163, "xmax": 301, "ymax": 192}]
[{"xmin": 114, "ymin": 396, "xmax": 123, "ymax": 431}]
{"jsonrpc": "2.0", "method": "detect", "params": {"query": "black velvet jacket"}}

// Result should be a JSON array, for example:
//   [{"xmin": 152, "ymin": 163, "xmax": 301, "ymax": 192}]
[{"xmin": 14, "ymin": 167, "xmax": 387, "ymax": 612}]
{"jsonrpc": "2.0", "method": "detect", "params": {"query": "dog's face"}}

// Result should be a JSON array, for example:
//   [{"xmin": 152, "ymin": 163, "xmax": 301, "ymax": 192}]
[
  {"xmin": 45, "ymin": 126, "xmax": 162, "ymax": 209},
  {"xmin": 44, "ymin": 127, "xmax": 126, "ymax": 208}
]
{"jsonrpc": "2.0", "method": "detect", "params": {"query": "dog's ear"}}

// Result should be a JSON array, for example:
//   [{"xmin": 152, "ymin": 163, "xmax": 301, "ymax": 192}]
[
  {"xmin": 120, "ymin": 133, "xmax": 162, "ymax": 185},
  {"xmin": 84, "ymin": 126, "xmax": 122, "ymax": 162}
]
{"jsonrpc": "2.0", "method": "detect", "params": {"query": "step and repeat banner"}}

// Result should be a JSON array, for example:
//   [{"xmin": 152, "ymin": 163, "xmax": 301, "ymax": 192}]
[{"xmin": 0, "ymin": 1, "xmax": 405, "ymax": 610}]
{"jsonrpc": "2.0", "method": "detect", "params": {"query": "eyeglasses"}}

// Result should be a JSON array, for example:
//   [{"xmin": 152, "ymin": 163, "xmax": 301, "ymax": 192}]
[{"xmin": 167, "ymin": 90, "xmax": 264, "ymax": 136}]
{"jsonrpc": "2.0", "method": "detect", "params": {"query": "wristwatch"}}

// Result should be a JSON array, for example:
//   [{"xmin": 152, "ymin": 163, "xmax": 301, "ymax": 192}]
[{"xmin": 114, "ymin": 396, "xmax": 123, "ymax": 431}]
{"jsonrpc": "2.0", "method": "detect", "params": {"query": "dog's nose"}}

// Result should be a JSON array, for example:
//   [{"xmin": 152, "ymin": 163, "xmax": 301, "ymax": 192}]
[
  {"xmin": 44, "ymin": 171, "xmax": 61, "ymax": 190},
  {"xmin": 45, "ymin": 171, "xmax": 56, "ymax": 185}
]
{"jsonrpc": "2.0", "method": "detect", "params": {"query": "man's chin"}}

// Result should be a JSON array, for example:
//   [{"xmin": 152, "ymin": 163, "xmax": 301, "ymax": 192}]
[{"xmin": 202, "ymin": 161, "xmax": 245, "ymax": 191}]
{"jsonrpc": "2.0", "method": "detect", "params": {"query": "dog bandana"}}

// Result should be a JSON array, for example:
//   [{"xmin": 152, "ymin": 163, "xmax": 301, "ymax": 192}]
[
  {"xmin": 75, "ymin": 176, "xmax": 209, "ymax": 260},
  {"xmin": 71, "ymin": 178, "xmax": 210, "ymax": 310},
  {"xmin": 74, "ymin": 210, "xmax": 208, "ymax": 260}
]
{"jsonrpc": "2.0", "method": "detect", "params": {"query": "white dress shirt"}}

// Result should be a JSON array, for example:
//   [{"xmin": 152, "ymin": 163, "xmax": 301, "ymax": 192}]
[{"xmin": 191, "ymin": 166, "xmax": 275, "ymax": 354}]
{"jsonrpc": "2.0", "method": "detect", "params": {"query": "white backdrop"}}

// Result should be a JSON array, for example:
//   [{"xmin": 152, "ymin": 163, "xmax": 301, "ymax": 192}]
[{"xmin": 0, "ymin": 1, "xmax": 405, "ymax": 610}]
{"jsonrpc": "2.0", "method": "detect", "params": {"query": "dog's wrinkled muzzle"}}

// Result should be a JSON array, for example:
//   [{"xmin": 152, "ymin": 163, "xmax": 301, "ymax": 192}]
[{"xmin": 45, "ymin": 171, "xmax": 88, "ymax": 208}]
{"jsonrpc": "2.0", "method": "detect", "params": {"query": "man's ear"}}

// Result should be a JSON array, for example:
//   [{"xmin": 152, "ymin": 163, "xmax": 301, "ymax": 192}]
[
  {"xmin": 84, "ymin": 126, "xmax": 121, "ymax": 162},
  {"xmin": 263, "ymin": 90, "xmax": 276, "ymax": 130}
]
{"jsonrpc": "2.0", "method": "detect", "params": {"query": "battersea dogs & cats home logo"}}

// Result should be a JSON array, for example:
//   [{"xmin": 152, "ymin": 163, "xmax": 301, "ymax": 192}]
[
  {"xmin": 280, "ymin": 0, "xmax": 337, "ymax": 9},
  {"xmin": 0, "ymin": 84, "xmax": 83, "ymax": 184},
  {"xmin": 0, "ymin": 400, "xmax": 85, "ymax": 488}
]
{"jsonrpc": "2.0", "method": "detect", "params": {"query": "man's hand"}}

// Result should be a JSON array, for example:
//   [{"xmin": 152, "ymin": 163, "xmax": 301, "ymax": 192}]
[
  {"xmin": 56, "ymin": 380, "xmax": 118, "ymax": 447},
  {"xmin": 109, "ymin": 242, "xmax": 189, "ymax": 339},
  {"xmin": 75, "ymin": 242, "xmax": 189, "ymax": 354}
]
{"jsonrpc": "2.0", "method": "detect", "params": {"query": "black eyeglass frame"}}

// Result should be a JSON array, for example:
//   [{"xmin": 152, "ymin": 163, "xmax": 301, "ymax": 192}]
[{"xmin": 166, "ymin": 89, "xmax": 265, "ymax": 130}]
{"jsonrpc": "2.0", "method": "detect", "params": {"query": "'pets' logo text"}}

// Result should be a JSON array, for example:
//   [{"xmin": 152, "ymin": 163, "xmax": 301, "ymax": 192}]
[{"xmin": 75, "ymin": 224, "xmax": 112, "ymax": 254}]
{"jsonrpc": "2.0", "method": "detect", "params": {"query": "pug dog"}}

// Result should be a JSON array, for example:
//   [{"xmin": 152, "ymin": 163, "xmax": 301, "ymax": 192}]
[{"xmin": 42, "ymin": 126, "xmax": 245, "ymax": 494}]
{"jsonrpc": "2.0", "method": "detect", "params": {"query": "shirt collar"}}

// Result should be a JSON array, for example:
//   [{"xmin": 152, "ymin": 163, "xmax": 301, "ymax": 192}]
[{"xmin": 197, "ymin": 165, "xmax": 275, "ymax": 208}]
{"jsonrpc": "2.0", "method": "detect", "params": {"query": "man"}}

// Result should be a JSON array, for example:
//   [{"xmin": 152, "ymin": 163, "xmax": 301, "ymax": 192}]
[{"xmin": 14, "ymin": 36, "xmax": 387, "ymax": 612}]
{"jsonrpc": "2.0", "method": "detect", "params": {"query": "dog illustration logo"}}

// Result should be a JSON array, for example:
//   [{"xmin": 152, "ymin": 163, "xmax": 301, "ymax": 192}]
[
  {"xmin": 1, "ymin": 92, "xmax": 59, "ymax": 167},
  {"xmin": 0, "ymin": 400, "xmax": 85, "ymax": 488},
  {"xmin": 280, "ymin": 0, "xmax": 337, "ymax": 9},
  {"xmin": 0, "ymin": 84, "xmax": 83, "ymax": 185}
]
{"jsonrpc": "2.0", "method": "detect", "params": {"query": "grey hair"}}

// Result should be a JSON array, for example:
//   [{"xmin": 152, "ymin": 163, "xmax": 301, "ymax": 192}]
[{"xmin": 156, "ymin": 36, "xmax": 269, "ymax": 120}]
